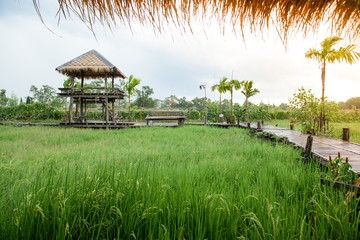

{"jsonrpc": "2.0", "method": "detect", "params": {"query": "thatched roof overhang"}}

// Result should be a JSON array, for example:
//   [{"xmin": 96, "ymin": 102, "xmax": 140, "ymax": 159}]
[
  {"xmin": 56, "ymin": 50, "xmax": 126, "ymax": 79},
  {"xmin": 35, "ymin": 0, "xmax": 360, "ymax": 42}
]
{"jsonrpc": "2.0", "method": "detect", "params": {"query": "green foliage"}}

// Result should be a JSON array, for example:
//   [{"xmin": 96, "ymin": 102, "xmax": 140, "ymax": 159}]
[
  {"xmin": 247, "ymin": 105, "xmax": 270, "ymax": 121},
  {"xmin": 0, "ymin": 89, "xmax": 8, "ymax": 106},
  {"xmin": 325, "ymin": 153, "xmax": 358, "ymax": 184},
  {"xmin": 289, "ymin": 87, "xmax": 339, "ymax": 133},
  {"xmin": 341, "ymin": 97, "xmax": 360, "ymax": 109},
  {"xmin": 30, "ymin": 85, "xmax": 57, "ymax": 104},
  {"xmin": 0, "ymin": 103, "xmax": 63, "ymax": 121},
  {"xmin": 63, "ymin": 77, "xmax": 81, "ymax": 88},
  {"xmin": 188, "ymin": 109, "xmax": 200, "ymax": 120},
  {"xmin": 26, "ymin": 96, "xmax": 34, "ymax": 104},
  {"xmin": 176, "ymin": 96, "xmax": 192, "ymax": 108},
  {"xmin": 133, "ymin": 86, "xmax": 157, "ymax": 108},
  {"xmin": 124, "ymin": 75, "xmax": 141, "ymax": 119},
  {"xmin": 124, "ymin": 75, "xmax": 141, "ymax": 97},
  {"xmin": 241, "ymin": 80, "xmax": 260, "ymax": 111},
  {"xmin": 270, "ymin": 108, "xmax": 289, "ymax": 120},
  {"xmin": 161, "ymin": 95, "xmax": 179, "ymax": 108},
  {"xmin": 278, "ymin": 103, "xmax": 289, "ymax": 110},
  {"xmin": 7, "ymin": 93, "xmax": 19, "ymax": 107}
]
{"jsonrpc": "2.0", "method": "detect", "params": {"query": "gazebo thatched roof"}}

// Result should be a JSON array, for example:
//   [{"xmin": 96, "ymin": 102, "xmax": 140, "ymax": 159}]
[
  {"xmin": 56, "ymin": 50, "xmax": 126, "ymax": 79},
  {"xmin": 35, "ymin": 0, "xmax": 360, "ymax": 42}
]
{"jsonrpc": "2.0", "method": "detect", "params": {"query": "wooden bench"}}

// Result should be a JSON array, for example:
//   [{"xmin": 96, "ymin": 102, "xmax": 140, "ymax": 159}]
[{"xmin": 145, "ymin": 111, "xmax": 187, "ymax": 126}]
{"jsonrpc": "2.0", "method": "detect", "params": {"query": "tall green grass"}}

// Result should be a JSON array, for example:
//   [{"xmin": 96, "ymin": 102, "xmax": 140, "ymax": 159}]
[{"xmin": 0, "ymin": 126, "xmax": 358, "ymax": 239}]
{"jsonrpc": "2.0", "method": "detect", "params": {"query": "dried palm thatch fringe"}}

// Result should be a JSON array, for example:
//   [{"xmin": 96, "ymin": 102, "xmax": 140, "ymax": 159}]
[{"xmin": 33, "ymin": 0, "xmax": 360, "ymax": 43}]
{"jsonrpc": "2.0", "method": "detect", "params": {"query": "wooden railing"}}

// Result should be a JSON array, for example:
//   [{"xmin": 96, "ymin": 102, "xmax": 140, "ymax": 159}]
[{"xmin": 58, "ymin": 87, "xmax": 124, "ymax": 95}]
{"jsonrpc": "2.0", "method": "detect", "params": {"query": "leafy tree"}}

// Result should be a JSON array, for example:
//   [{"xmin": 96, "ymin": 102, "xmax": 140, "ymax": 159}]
[
  {"xmin": 279, "ymin": 103, "xmax": 289, "ymax": 110},
  {"xmin": 211, "ymin": 77, "xmax": 230, "ymax": 120},
  {"xmin": 227, "ymin": 79, "xmax": 243, "ymax": 116},
  {"xmin": 161, "ymin": 95, "xmax": 179, "ymax": 108},
  {"xmin": 191, "ymin": 97, "xmax": 207, "ymax": 111},
  {"xmin": 30, "ymin": 85, "xmax": 57, "ymax": 104},
  {"xmin": 176, "ymin": 96, "xmax": 192, "ymax": 109},
  {"xmin": 25, "ymin": 96, "xmax": 34, "ymax": 104},
  {"xmin": 133, "ymin": 86, "xmax": 156, "ymax": 108},
  {"xmin": 289, "ymin": 87, "xmax": 338, "ymax": 134},
  {"xmin": 305, "ymin": 36, "xmax": 360, "ymax": 131},
  {"xmin": 241, "ymin": 80, "xmax": 260, "ymax": 112},
  {"xmin": 124, "ymin": 75, "xmax": 141, "ymax": 120},
  {"xmin": 63, "ymin": 77, "xmax": 81, "ymax": 89},
  {"xmin": 7, "ymin": 93, "xmax": 19, "ymax": 107},
  {"xmin": 0, "ymin": 89, "xmax": 8, "ymax": 106},
  {"xmin": 344, "ymin": 97, "xmax": 360, "ymax": 109}
]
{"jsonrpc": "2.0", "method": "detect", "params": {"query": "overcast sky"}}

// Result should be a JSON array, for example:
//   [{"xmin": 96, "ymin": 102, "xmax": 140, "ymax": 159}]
[{"xmin": 1, "ymin": 1, "xmax": 359, "ymax": 105}]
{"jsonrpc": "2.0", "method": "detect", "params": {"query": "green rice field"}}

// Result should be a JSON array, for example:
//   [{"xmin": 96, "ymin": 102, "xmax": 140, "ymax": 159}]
[{"xmin": 0, "ymin": 126, "xmax": 359, "ymax": 239}]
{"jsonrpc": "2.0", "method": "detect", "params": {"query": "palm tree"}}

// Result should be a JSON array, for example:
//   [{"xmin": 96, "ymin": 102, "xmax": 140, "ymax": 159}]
[
  {"xmin": 227, "ymin": 79, "xmax": 243, "ymax": 116},
  {"xmin": 211, "ymin": 77, "xmax": 230, "ymax": 121},
  {"xmin": 124, "ymin": 75, "xmax": 141, "ymax": 120},
  {"xmin": 241, "ymin": 80, "xmax": 260, "ymax": 112},
  {"xmin": 305, "ymin": 37, "xmax": 360, "ymax": 131}
]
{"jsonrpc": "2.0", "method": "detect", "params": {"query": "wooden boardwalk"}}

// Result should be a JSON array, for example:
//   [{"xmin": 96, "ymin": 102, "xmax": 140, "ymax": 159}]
[{"xmin": 241, "ymin": 122, "xmax": 360, "ymax": 175}]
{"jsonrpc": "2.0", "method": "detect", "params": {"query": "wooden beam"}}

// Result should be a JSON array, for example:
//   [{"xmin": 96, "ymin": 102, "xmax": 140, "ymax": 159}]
[
  {"xmin": 105, "ymin": 97, "xmax": 109, "ymax": 124},
  {"xmin": 305, "ymin": 135, "xmax": 313, "ymax": 157},
  {"xmin": 80, "ymin": 98, "xmax": 83, "ymax": 123},
  {"xmin": 85, "ymin": 103, "xmax": 87, "ymax": 125},
  {"xmin": 105, "ymin": 76, "xmax": 108, "ymax": 93},
  {"xmin": 112, "ymin": 100, "xmax": 115, "ymax": 122},
  {"xmin": 105, "ymin": 75, "xmax": 109, "ymax": 124},
  {"xmin": 343, "ymin": 128, "xmax": 350, "ymax": 141},
  {"xmin": 69, "ymin": 76, "xmax": 75, "ymax": 124}
]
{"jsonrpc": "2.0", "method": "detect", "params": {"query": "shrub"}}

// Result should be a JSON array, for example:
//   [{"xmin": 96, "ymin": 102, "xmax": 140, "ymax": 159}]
[{"xmin": 188, "ymin": 110, "xmax": 200, "ymax": 120}]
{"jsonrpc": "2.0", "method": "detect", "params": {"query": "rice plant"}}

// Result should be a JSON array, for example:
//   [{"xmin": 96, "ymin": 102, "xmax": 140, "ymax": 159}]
[{"xmin": 0, "ymin": 126, "xmax": 358, "ymax": 239}]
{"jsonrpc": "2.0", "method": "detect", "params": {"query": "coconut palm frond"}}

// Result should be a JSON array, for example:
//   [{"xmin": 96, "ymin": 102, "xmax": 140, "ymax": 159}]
[
  {"xmin": 125, "ymin": 75, "xmax": 141, "ymax": 96},
  {"xmin": 305, "ymin": 48, "xmax": 323, "ymax": 62}
]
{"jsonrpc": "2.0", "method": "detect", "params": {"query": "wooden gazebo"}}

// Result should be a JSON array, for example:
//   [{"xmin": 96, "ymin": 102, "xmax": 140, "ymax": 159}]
[{"xmin": 56, "ymin": 50, "xmax": 126, "ymax": 126}]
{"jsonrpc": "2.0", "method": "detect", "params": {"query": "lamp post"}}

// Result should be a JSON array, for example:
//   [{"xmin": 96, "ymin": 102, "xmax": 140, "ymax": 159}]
[{"xmin": 200, "ymin": 84, "xmax": 207, "ymax": 125}]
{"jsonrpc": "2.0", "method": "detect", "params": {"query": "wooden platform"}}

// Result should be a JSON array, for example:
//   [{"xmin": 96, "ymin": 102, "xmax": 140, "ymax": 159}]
[
  {"xmin": 239, "ymin": 122, "xmax": 360, "ymax": 175},
  {"xmin": 59, "ymin": 121, "xmax": 136, "ymax": 128}
]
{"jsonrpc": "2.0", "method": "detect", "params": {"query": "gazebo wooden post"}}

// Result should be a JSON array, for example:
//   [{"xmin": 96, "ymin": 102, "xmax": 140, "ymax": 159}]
[
  {"xmin": 68, "ymin": 76, "xmax": 75, "ymax": 124},
  {"xmin": 105, "ymin": 76, "xmax": 109, "ymax": 124},
  {"xmin": 112, "ymin": 74, "xmax": 115, "ymax": 122},
  {"xmin": 80, "ymin": 71, "xmax": 84, "ymax": 123},
  {"xmin": 102, "ymin": 102, "xmax": 105, "ymax": 122},
  {"xmin": 84, "ymin": 103, "xmax": 88, "ymax": 125}
]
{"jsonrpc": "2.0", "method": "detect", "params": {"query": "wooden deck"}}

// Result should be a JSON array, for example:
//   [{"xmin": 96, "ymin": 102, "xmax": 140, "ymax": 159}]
[{"xmin": 241, "ymin": 122, "xmax": 360, "ymax": 175}]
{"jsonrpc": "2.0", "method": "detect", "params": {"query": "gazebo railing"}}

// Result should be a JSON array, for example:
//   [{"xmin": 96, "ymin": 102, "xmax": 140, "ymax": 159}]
[{"xmin": 58, "ymin": 87, "xmax": 124, "ymax": 95}]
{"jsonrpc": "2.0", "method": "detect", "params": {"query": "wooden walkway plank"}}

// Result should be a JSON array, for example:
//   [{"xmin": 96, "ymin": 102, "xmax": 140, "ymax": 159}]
[{"xmin": 257, "ymin": 124, "xmax": 360, "ymax": 175}]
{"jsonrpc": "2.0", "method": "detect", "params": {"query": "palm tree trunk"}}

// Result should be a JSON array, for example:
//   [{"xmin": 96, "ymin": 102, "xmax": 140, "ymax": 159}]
[
  {"xmin": 128, "ymin": 96, "xmax": 131, "ymax": 120},
  {"xmin": 244, "ymin": 97, "xmax": 248, "ymax": 112},
  {"xmin": 320, "ymin": 61, "xmax": 326, "ymax": 132},
  {"xmin": 219, "ymin": 93, "xmax": 222, "ymax": 122},
  {"xmin": 321, "ymin": 61, "xmax": 326, "ymax": 103},
  {"xmin": 230, "ymin": 89, "xmax": 233, "ymax": 116}
]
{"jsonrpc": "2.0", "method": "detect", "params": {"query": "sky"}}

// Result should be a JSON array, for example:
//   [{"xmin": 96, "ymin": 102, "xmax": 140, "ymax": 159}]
[{"xmin": 0, "ymin": 1, "xmax": 359, "ymax": 105}]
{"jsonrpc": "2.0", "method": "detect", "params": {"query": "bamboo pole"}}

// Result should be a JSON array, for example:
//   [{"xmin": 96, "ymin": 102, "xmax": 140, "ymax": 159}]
[
  {"xmin": 68, "ymin": 76, "xmax": 74, "ymax": 124},
  {"xmin": 80, "ymin": 71, "xmax": 84, "ymax": 123},
  {"xmin": 105, "ymin": 77, "xmax": 109, "ymax": 124}
]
